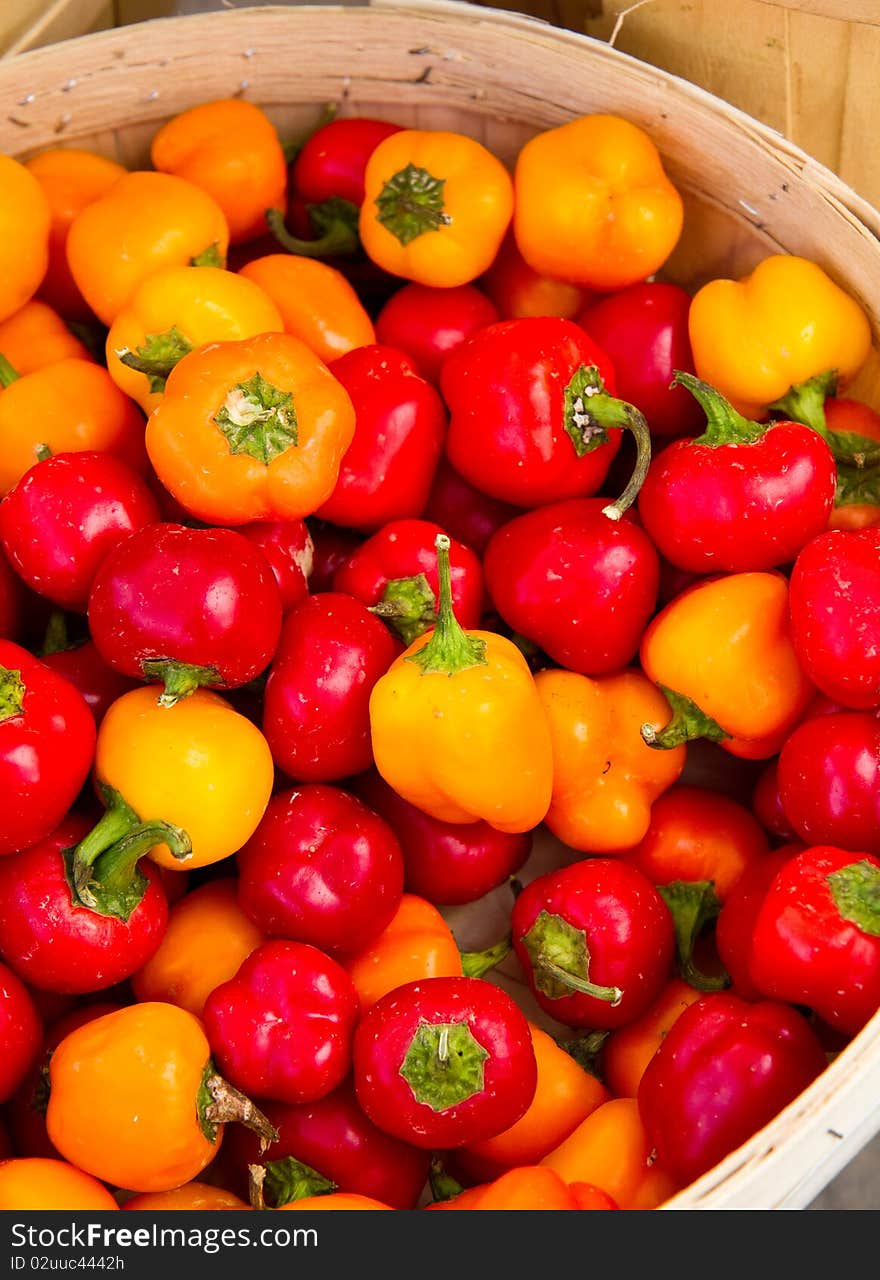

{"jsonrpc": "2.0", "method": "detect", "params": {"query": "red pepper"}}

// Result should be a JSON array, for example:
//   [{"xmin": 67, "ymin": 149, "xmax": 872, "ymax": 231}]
[
  {"xmin": 789, "ymin": 528, "xmax": 880, "ymax": 709},
  {"xmin": 315, "ymin": 345, "xmax": 446, "ymax": 532},
  {"xmin": 224, "ymin": 1082, "xmax": 430, "ymax": 1210},
  {"xmin": 0, "ymin": 549, "xmax": 22, "ymax": 641},
  {"xmin": 203, "ymin": 939, "xmax": 360, "ymax": 1105},
  {"xmin": 714, "ymin": 846, "xmax": 803, "ymax": 1001},
  {"xmin": 636, "ymin": 375, "xmax": 837, "ymax": 573},
  {"xmin": 351, "ymin": 767, "xmax": 531, "ymax": 906},
  {"xmin": 638, "ymin": 991, "xmax": 827, "ymax": 1183},
  {"xmin": 578, "ymin": 282, "xmax": 703, "ymax": 438},
  {"xmin": 510, "ymin": 859, "xmax": 674, "ymax": 1030},
  {"xmin": 483, "ymin": 498, "xmax": 659, "ymax": 675},
  {"xmin": 262, "ymin": 592, "xmax": 401, "ymax": 783},
  {"xmin": 0, "ymin": 640, "xmax": 96, "ymax": 856},
  {"xmin": 41, "ymin": 638, "xmax": 138, "ymax": 726},
  {"xmin": 0, "ymin": 960, "xmax": 42, "ymax": 1104},
  {"xmin": 750, "ymin": 759, "xmax": 800, "ymax": 843},
  {"xmin": 0, "ymin": 452, "xmax": 160, "ymax": 613},
  {"xmin": 332, "ymin": 518, "xmax": 483, "ymax": 646},
  {"xmin": 353, "ymin": 975, "xmax": 537, "ymax": 1150},
  {"xmin": 777, "ymin": 710, "xmax": 880, "ymax": 855},
  {"xmin": 749, "ymin": 845, "xmax": 880, "ymax": 1036},
  {"xmin": 0, "ymin": 811, "xmax": 171, "ymax": 994},
  {"xmin": 374, "ymin": 283, "xmax": 499, "ymax": 386},
  {"xmin": 236, "ymin": 519, "xmax": 313, "ymax": 613},
  {"xmin": 292, "ymin": 116, "xmax": 404, "ymax": 208},
  {"xmin": 236, "ymin": 784, "xmax": 404, "ymax": 954},
  {"xmin": 422, "ymin": 456, "xmax": 519, "ymax": 558},
  {"xmin": 442, "ymin": 318, "xmax": 635, "ymax": 509},
  {"xmin": 88, "ymin": 522, "xmax": 283, "ymax": 706},
  {"xmin": 305, "ymin": 520, "xmax": 363, "ymax": 593}
]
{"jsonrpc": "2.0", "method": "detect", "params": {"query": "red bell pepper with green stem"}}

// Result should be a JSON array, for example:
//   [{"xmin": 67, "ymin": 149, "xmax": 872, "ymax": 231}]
[
  {"xmin": 749, "ymin": 845, "xmax": 880, "ymax": 1035},
  {"xmin": 236, "ymin": 783, "xmax": 404, "ymax": 954},
  {"xmin": 262, "ymin": 592, "xmax": 401, "ymax": 783},
  {"xmin": 638, "ymin": 991, "xmax": 827, "ymax": 1184},
  {"xmin": 510, "ymin": 859, "xmax": 675, "ymax": 1030},
  {"xmin": 353, "ymin": 975, "xmax": 537, "ymax": 1149},
  {"xmin": 374, "ymin": 283, "xmax": 499, "ymax": 386},
  {"xmin": 636, "ymin": 373, "xmax": 837, "ymax": 573},
  {"xmin": 332, "ymin": 517, "xmax": 483, "ymax": 646},
  {"xmin": 0, "ymin": 639, "xmax": 96, "ymax": 856},
  {"xmin": 0, "ymin": 810, "xmax": 175, "ymax": 994},
  {"xmin": 88, "ymin": 522, "xmax": 283, "ymax": 707},
  {"xmin": 483, "ymin": 497, "xmax": 659, "ymax": 676},
  {"xmin": 315, "ymin": 345, "xmax": 446, "ymax": 532},
  {"xmin": 777, "ymin": 711, "xmax": 880, "ymax": 855},
  {"xmin": 203, "ymin": 939, "xmax": 360, "ymax": 1106}
]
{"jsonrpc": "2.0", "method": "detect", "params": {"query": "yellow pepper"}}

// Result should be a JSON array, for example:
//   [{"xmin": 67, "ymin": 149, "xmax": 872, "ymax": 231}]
[
  {"xmin": 106, "ymin": 265, "xmax": 284, "ymax": 414},
  {"xmin": 688, "ymin": 254, "xmax": 872, "ymax": 418},
  {"xmin": 534, "ymin": 668, "xmax": 686, "ymax": 853},
  {"xmin": 369, "ymin": 535, "xmax": 553, "ymax": 833}
]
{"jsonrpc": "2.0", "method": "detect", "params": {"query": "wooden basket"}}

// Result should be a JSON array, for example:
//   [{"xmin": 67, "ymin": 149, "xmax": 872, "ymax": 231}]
[{"xmin": 1, "ymin": 0, "xmax": 878, "ymax": 1211}]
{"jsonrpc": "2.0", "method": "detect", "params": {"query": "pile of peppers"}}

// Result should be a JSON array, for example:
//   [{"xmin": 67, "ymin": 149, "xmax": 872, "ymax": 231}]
[{"xmin": 0, "ymin": 94, "xmax": 878, "ymax": 1216}]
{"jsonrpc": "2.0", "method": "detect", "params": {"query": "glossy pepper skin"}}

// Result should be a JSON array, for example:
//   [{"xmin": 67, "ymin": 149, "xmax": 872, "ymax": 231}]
[
  {"xmin": 343, "ymin": 894, "xmax": 464, "ymax": 1012},
  {"xmin": 0, "ymin": 961, "xmax": 42, "ymax": 1103},
  {"xmin": 636, "ymin": 374, "xmax": 837, "ymax": 573},
  {"xmin": 236, "ymin": 784, "xmax": 404, "ymax": 954},
  {"xmin": 511, "ymin": 859, "xmax": 675, "ymax": 1030},
  {"xmin": 262, "ymin": 592, "xmax": 401, "ymax": 783},
  {"xmin": 0, "ymin": 640, "xmax": 96, "ymax": 856},
  {"xmin": 481, "ymin": 230, "xmax": 588, "ymax": 322},
  {"xmin": 0, "ymin": 156, "xmax": 50, "ymax": 323},
  {"xmin": 688, "ymin": 254, "xmax": 872, "ymax": 418},
  {"xmin": 777, "ymin": 711, "xmax": 880, "ymax": 855},
  {"xmin": 749, "ymin": 845, "xmax": 880, "ymax": 1036},
  {"xmin": 640, "ymin": 571, "xmax": 814, "ymax": 760},
  {"xmin": 292, "ymin": 116, "xmax": 404, "ymax": 209},
  {"xmin": 88, "ymin": 523, "xmax": 283, "ymax": 706},
  {"xmin": 204, "ymin": 940, "xmax": 359, "ymax": 1105},
  {"xmin": 360, "ymin": 130, "xmax": 513, "ymax": 288},
  {"xmin": 40, "ymin": 639, "xmax": 137, "ymax": 726},
  {"xmin": 239, "ymin": 255, "xmax": 376, "ymax": 365},
  {"xmin": 534, "ymin": 668, "xmax": 685, "ymax": 854},
  {"xmin": 145, "ymin": 332, "xmax": 356, "ymax": 526},
  {"xmin": 374, "ymin": 283, "xmax": 500, "ymax": 386},
  {"xmin": 484, "ymin": 499, "xmax": 659, "ymax": 675},
  {"xmin": 236, "ymin": 519, "xmax": 313, "ymax": 613},
  {"xmin": 442, "ymin": 318, "xmax": 620, "ymax": 508},
  {"xmin": 638, "ymin": 991, "xmax": 828, "ymax": 1184},
  {"xmin": 353, "ymin": 975, "xmax": 537, "ymax": 1149},
  {"xmin": 0, "ymin": 1159, "xmax": 119, "ymax": 1213},
  {"xmin": 789, "ymin": 529, "xmax": 880, "ymax": 710},
  {"xmin": 422, "ymin": 456, "xmax": 519, "ymax": 558},
  {"xmin": 0, "ymin": 299, "xmax": 90, "ymax": 374},
  {"xmin": 315, "ymin": 345, "xmax": 447, "ymax": 531},
  {"xmin": 368, "ymin": 534, "xmax": 553, "ymax": 833},
  {"xmin": 0, "ymin": 450, "xmax": 160, "ymax": 612},
  {"xmin": 513, "ymin": 114, "xmax": 683, "ymax": 291},
  {"xmin": 714, "ymin": 846, "xmax": 802, "ymax": 1001}
]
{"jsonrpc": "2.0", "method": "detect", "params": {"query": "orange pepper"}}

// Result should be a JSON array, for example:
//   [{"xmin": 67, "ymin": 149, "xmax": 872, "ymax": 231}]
[
  {"xmin": 482, "ymin": 230, "xmax": 590, "ymax": 320},
  {"xmin": 602, "ymin": 977, "xmax": 703, "ymax": 1098},
  {"xmin": 688, "ymin": 255, "xmax": 872, "ymax": 419},
  {"xmin": 239, "ymin": 255, "xmax": 375, "ymax": 364},
  {"xmin": 25, "ymin": 147, "xmax": 126, "ymax": 322},
  {"xmin": 0, "ymin": 156, "xmax": 50, "ymax": 323},
  {"xmin": 513, "ymin": 114, "xmax": 683, "ymax": 291},
  {"xmin": 278, "ymin": 1193, "xmax": 392, "ymax": 1210},
  {"xmin": 345, "ymin": 893, "xmax": 462, "ymax": 1012},
  {"xmin": 639, "ymin": 572, "xmax": 815, "ymax": 760},
  {"xmin": 569, "ymin": 1182, "xmax": 620, "ymax": 1210},
  {"xmin": 456, "ymin": 1023, "xmax": 609, "ymax": 1182},
  {"xmin": 0, "ymin": 356, "xmax": 146, "ymax": 496},
  {"xmin": 123, "ymin": 1182, "xmax": 250, "ymax": 1210},
  {"xmin": 145, "ymin": 331, "xmax": 355, "ymax": 525},
  {"xmin": 541, "ymin": 1097, "xmax": 680, "ymax": 1210},
  {"xmin": 46, "ymin": 1002, "xmax": 259, "ymax": 1193},
  {"xmin": 0, "ymin": 1158, "xmax": 119, "ymax": 1211},
  {"xmin": 535, "ymin": 668, "xmax": 686, "ymax": 853},
  {"xmin": 360, "ymin": 130, "xmax": 514, "ymax": 288},
  {"xmin": 619, "ymin": 784, "xmax": 769, "ymax": 901},
  {"xmin": 66, "ymin": 171, "xmax": 230, "ymax": 326},
  {"xmin": 0, "ymin": 299, "xmax": 90, "ymax": 374},
  {"xmin": 369, "ymin": 534, "xmax": 553, "ymax": 833},
  {"xmin": 432, "ymin": 1166, "xmax": 579, "ymax": 1210},
  {"xmin": 106, "ymin": 265, "xmax": 284, "ymax": 414},
  {"xmin": 131, "ymin": 878, "xmax": 264, "ymax": 1016},
  {"xmin": 151, "ymin": 98, "xmax": 287, "ymax": 245},
  {"xmin": 90, "ymin": 686, "xmax": 275, "ymax": 871}
]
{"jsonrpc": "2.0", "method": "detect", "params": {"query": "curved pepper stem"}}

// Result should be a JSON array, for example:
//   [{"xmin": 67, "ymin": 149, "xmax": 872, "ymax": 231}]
[
  {"xmin": 657, "ymin": 880, "xmax": 730, "ymax": 993},
  {"xmin": 405, "ymin": 534, "xmax": 487, "ymax": 675},
  {"xmin": 250, "ymin": 1156, "xmax": 336, "ymax": 1210},
  {"xmin": 671, "ymin": 371, "xmax": 766, "ymax": 446},
  {"xmin": 0, "ymin": 353, "xmax": 20, "ymax": 388},
  {"xmin": 116, "ymin": 324, "xmax": 194, "ymax": 394},
  {"xmin": 562, "ymin": 364, "xmax": 652, "ymax": 521},
  {"xmin": 522, "ymin": 909, "xmax": 623, "ymax": 1007},
  {"xmin": 141, "ymin": 658, "xmax": 222, "ymax": 708},
  {"xmin": 369, "ymin": 572, "xmax": 437, "ymax": 646},
  {"xmin": 429, "ymin": 1156, "xmax": 464, "ymax": 1204},
  {"xmin": 641, "ymin": 684, "xmax": 730, "ymax": 751},
  {"xmin": 197, "ymin": 1064, "xmax": 279, "ymax": 1149},
  {"xmin": 768, "ymin": 369, "xmax": 839, "ymax": 436},
  {"xmin": 459, "ymin": 934, "xmax": 512, "ymax": 979},
  {"xmin": 68, "ymin": 784, "xmax": 192, "ymax": 921},
  {"xmin": 266, "ymin": 201, "xmax": 359, "ymax": 259}
]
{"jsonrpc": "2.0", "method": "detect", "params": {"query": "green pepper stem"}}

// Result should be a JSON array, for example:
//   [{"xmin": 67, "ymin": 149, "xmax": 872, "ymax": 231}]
[
  {"xmin": 563, "ymin": 365, "xmax": 652, "ymax": 520},
  {"xmin": 538, "ymin": 958, "xmax": 623, "ymax": 1006},
  {"xmin": 266, "ymin": 204, "xmax": 359, "ymax": 259},
  {"xmin": 0, "ymin": 353, "xmax": 20, "ymax": 388},
  {"xmin": 429, "ymin": 1156, "xmax": 463, "ymax": 1203},
  {"xmin": 768, "ymin": 369, "xmax": 839, "ymax": 436},
  {"xmin": 0, "ymin": 665, "xmax": 25, "ymax": 723},
  {"xmin": 671, "ymin": 371, "xmax": 765, "ymax": 446},
  {"xmin": 405, "ymin": 534, "xmax": 487, "ymax": 675},
  {"xmin": 460, "ymin": 934, "xmax": 512, "ymax": 978},
  {"xmin": 90, "ymin": 821, "xmax": 191, "ymax": 900},
  {"xmin": 141, "ymin": 659, "xmax": 222, "ymax": 708}
]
